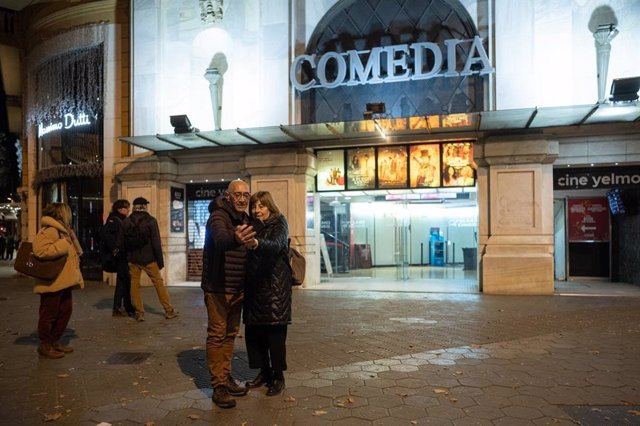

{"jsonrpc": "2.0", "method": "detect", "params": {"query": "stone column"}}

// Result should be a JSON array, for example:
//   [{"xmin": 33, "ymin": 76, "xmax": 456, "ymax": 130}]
[
  {"xmin": 114, "ymin": 155, "xmax": 183, "ymax": 287},
  {"xmin": 476, "ymin": 136, "xmax": 558, "ymax": 294},
  {"xmin": 244, "ymin": 148, "xmax": 318, "ymax": 287}
]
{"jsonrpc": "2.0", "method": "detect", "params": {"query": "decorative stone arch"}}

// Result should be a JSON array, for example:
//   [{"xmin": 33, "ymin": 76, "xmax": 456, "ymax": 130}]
[{"xmin": 300, "ymin": 0, "xmax": 486, "ymax": 124}]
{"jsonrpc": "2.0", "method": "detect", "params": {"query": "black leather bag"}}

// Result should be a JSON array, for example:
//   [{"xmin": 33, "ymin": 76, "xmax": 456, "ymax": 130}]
[{"xmin": 14, "ymin": 242, "xmax": 67, "ymax": 281}]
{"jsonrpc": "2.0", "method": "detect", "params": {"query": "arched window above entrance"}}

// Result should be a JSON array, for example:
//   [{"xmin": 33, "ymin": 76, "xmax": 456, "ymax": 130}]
[{"xmin": 299, "ymin": 0, "xmax": 486, "ymax": 124}]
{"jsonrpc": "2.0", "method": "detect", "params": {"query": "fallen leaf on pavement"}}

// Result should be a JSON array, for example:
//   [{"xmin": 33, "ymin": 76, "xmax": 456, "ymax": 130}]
[
  {"xmin": 284, "ymin": 396, "xmax": 296, "ymax": 402},
  {"xmin": 313, "ymin": 410, "xmax": 327, "ymax": 416},
  {"xmin": 57, "ymin": 374, "xmax": 69, "ymax": 378},
  {"xmin": 187, "ymin": 414, "xmax": 200, "ymax": 420},
  {"xmin": 628, "ymin": 410, "xmax": 640, "ymax": 416},
  {"xmin": 43, "ymin": 412, "xmax": 64, "ymax": 422},
  {"xmin": 433, "ymin": 389, "xmax": 448, "ymax": 395}
]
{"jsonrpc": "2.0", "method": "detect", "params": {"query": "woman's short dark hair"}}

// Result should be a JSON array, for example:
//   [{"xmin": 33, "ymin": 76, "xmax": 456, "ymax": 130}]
[
  {"xmin": 112, "ymin": 199, "xmax": 131, "ymax": 213},
  {"xmin": 249, "ymin": 191, "xmax": 281, "ymax": 217}
]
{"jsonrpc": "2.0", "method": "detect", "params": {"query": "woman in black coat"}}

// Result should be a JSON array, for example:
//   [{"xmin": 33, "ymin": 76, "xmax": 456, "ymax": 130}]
[{"xmin": 241, "ymin": 191, "xmax": 293, "ymax": 396}]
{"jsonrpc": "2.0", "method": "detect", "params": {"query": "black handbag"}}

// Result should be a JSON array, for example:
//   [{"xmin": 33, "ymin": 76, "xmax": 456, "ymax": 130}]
[{"xmin": 14, "ymin": 241, "xmax": 67, "ymax": 281}]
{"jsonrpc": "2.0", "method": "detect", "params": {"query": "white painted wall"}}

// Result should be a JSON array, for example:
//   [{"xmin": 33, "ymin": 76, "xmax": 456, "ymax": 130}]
[{"xmin": 132, "ymin": 0, "xmax": 640, "ymax": 132}]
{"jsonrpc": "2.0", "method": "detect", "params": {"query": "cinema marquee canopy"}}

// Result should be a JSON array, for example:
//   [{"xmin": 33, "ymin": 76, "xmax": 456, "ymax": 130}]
[{"xmin": 120, "ymin": 102, "xmax": 640, "ymax": 153}]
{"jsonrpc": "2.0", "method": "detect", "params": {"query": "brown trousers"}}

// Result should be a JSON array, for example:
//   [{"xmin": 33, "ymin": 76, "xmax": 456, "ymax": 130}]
[
  {"xmin": 129, "ymin": 262, "xmax": 173, "ymax": 314},
  {"xmin": 204, "ymin": 292, "xmax": 243, "ymax": 387},
  {"xmin": 38, "ymin": 288, "xmax": 73, "ymax": 344}
]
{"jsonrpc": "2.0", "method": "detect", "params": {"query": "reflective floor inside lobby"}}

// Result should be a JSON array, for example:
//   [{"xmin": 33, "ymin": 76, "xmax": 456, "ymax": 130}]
[{"xmin": 319, "ymin": 265, "xmax": 479, "ymax": 293}]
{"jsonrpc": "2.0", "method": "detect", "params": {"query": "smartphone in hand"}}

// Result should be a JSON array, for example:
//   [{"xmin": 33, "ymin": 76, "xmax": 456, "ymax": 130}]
[{"xmin": 250, "ymin": 218, "xmax": 265, "ymax": 233}]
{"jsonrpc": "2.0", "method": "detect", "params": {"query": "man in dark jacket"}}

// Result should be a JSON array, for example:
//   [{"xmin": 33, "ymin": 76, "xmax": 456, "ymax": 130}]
[
  {"xmin": 102, "ymin": 199, "xmax": 135, "ymax": 317},
  {"xmin": 201, "ymin": 179, "xmax": 255, "ymax": 408},
  {"xmin": 120, "ymin": 197, "xmax": 178, "ymax": 322}
]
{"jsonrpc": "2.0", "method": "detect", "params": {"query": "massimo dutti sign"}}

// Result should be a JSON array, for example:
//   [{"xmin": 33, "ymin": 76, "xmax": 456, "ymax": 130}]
[
  {"xmin": 290, "ymin": 36, "xmax": 494, "ymax": 91},
  {"xmin": 554, "ymin": 166, "xmax": 640, "ymax": 190}
]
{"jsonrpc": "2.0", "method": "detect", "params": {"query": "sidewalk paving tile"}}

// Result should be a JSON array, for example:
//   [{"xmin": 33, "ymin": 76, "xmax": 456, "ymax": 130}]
[{"xmin": 2, "ymin": 262, "xmax": 640, "ymax": 425}]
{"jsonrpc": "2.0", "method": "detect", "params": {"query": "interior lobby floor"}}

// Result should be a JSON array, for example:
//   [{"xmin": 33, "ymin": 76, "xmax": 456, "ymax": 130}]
[{"xmin": 175, "ymin": 265, "xmax": 640, "ymax": 296}]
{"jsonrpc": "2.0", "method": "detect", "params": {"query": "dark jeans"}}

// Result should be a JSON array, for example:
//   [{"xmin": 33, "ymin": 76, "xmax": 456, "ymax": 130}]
[
  {"xmin": 38, "ymin": 288, "xmax": 73, "ymax": 344},
  {"xmin": 245, "ymin": 324, "xmax": 288, "ymax": 374},
  {"xmin": 113, "ymin": 259, "xmax": 133, "ymax": 313}
]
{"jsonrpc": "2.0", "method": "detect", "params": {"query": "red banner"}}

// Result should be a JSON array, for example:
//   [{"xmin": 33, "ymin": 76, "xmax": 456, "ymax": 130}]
[{"xmin": 567, "ymin": 198, "xmax": 610, "ymax": 242}]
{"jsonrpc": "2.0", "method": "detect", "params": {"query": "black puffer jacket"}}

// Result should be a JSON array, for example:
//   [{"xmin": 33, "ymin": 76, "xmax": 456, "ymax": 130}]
[
  {"xmin": 201, "ymin": 196, "xmax": 249, "ymax": 294},
  {"xmin": 120, "ymin": 211, "xmax": 164, "ymax": 269},
  {"xmin": 243, "ymin": 214, "xmax": 293, "ymax": 325},
  {"xmin": 101, "ymin": 211, "xmax": 128, "ymax": 265}
]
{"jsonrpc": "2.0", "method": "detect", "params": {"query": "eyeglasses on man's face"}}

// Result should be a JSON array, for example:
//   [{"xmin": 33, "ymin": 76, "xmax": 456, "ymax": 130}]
[{"xmin": 230, "ymin": 192, "xmax": 251, "ymax": 200}]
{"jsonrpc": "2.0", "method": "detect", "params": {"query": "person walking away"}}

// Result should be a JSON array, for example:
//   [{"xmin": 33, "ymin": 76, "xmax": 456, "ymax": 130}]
[
  {"xmin": 0, "ymin": 233, "xmax": 6, "ymax": 260},
  {"xmin": 6, "ymin": 233, "xmax": 15, "ymax": 260},
  {"xmin": 120, "ymin": 197, "xmax": 178, "ymax": 322},
  {"xmin": 241, "ymin": 191, "xmax": 293, "ymax": 396},
  {"xmin": 201, "ymin": 179, "xmax": 255, "ymax": 408},
  {"xmin": 32, "ymin": 203, "xmax": 84, "ymax": 358},
  {"xmin": 102, "ymin": 199, "xmax": 134, "ymax": 317}
]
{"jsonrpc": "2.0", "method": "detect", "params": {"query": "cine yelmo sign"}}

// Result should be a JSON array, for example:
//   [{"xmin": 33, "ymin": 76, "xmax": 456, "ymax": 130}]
[
  {"xmin": 290, "ymin": 36, "xmax": 493, "ymax": 91},
  {"xmin": 37, "ymin": 112, "xmax": 92, "ymax": 137}
]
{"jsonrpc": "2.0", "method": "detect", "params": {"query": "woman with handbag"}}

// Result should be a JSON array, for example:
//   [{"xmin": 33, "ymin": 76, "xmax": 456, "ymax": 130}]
[
  {"xmin": 32, "ymin": 203, "xmax": 84, "ymax": 359},
  {"xmin": 240, "ymin": 191, "xmax": 293, "ymax": 396}
]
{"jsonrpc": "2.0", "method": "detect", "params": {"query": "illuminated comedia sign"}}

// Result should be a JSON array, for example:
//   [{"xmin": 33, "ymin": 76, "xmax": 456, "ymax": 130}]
[
  {"xmin": 37, "ymin": 112, "xmax": 92, "ymax": 137},
  {"xmin": 290, "ymin": 36, "xmax": 494, "ymax": 91}
]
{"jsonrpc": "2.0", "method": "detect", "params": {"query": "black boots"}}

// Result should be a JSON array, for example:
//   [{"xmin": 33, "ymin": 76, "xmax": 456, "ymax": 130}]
[
  {"xmin": 266, "ymin": 372, "xmax": 285, "ymax": 396},
  {"xmin": 248, "ymin": 368, "xmax": 285, "ymax": 396},
  {"xmin": 247, "ymin": 369, "xmax": 271, "ymax": 388}
]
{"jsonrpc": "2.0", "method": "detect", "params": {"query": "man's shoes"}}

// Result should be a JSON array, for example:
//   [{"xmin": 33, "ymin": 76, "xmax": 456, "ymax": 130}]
[
  {"xmin": 225, "ymin": 377, "xmax": 248, "ymax": 396},
  {"xmin": 135, "ymin": 313, "xmax": 145, "ymax": 322},
  {"xmin": 212, "ymin": 386, "xmax": 236, "ymax": 408},
  {"xmin": 165, "ymin": 309, "xmax": 179, "ymax": 319},
  {"xmin": 112, "ymin": 308, "xmax": 126, "ymax": 317},
  {"xmin": 247, "ymin": 369, "xmax": 271, "ymax": 388},
  {"xmin": 37, "ymin": 343, "xmax": 64, "ymax": 359},
  {"xmin": 266, "ymin": 378, "xmax": 285, "ymax": 396},
  {"xmin": 52, "ymin": 342, "xmax": 74, "ymax": 353}
]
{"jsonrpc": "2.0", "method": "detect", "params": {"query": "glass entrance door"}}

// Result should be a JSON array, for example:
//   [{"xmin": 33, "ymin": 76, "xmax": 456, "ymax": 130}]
[{"xmin": 395, "ymin": 202, "xmax": 410, "ymax": 280}]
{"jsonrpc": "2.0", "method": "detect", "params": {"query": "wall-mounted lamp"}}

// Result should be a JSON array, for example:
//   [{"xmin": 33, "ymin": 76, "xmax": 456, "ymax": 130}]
[
  {"xmin": 363, "ymin": 102, "xmax": 387, "ymax": 139},
  {"xmin": 609, "ymin": 77, "xmax": 640, "ymax": 102},
  {"xmin": 366, "ymin": 102, "xmax": 386, "ymax": 114},
  {"xmin": 170, "ymin": 114, "xmax": 199, "ymax": 134}
]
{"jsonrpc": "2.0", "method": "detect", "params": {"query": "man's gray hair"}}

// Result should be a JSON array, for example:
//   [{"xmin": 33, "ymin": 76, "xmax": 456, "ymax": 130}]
[{"xmin": 133, "ymin": 204, "xmax": 148, "ymax": 212}]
